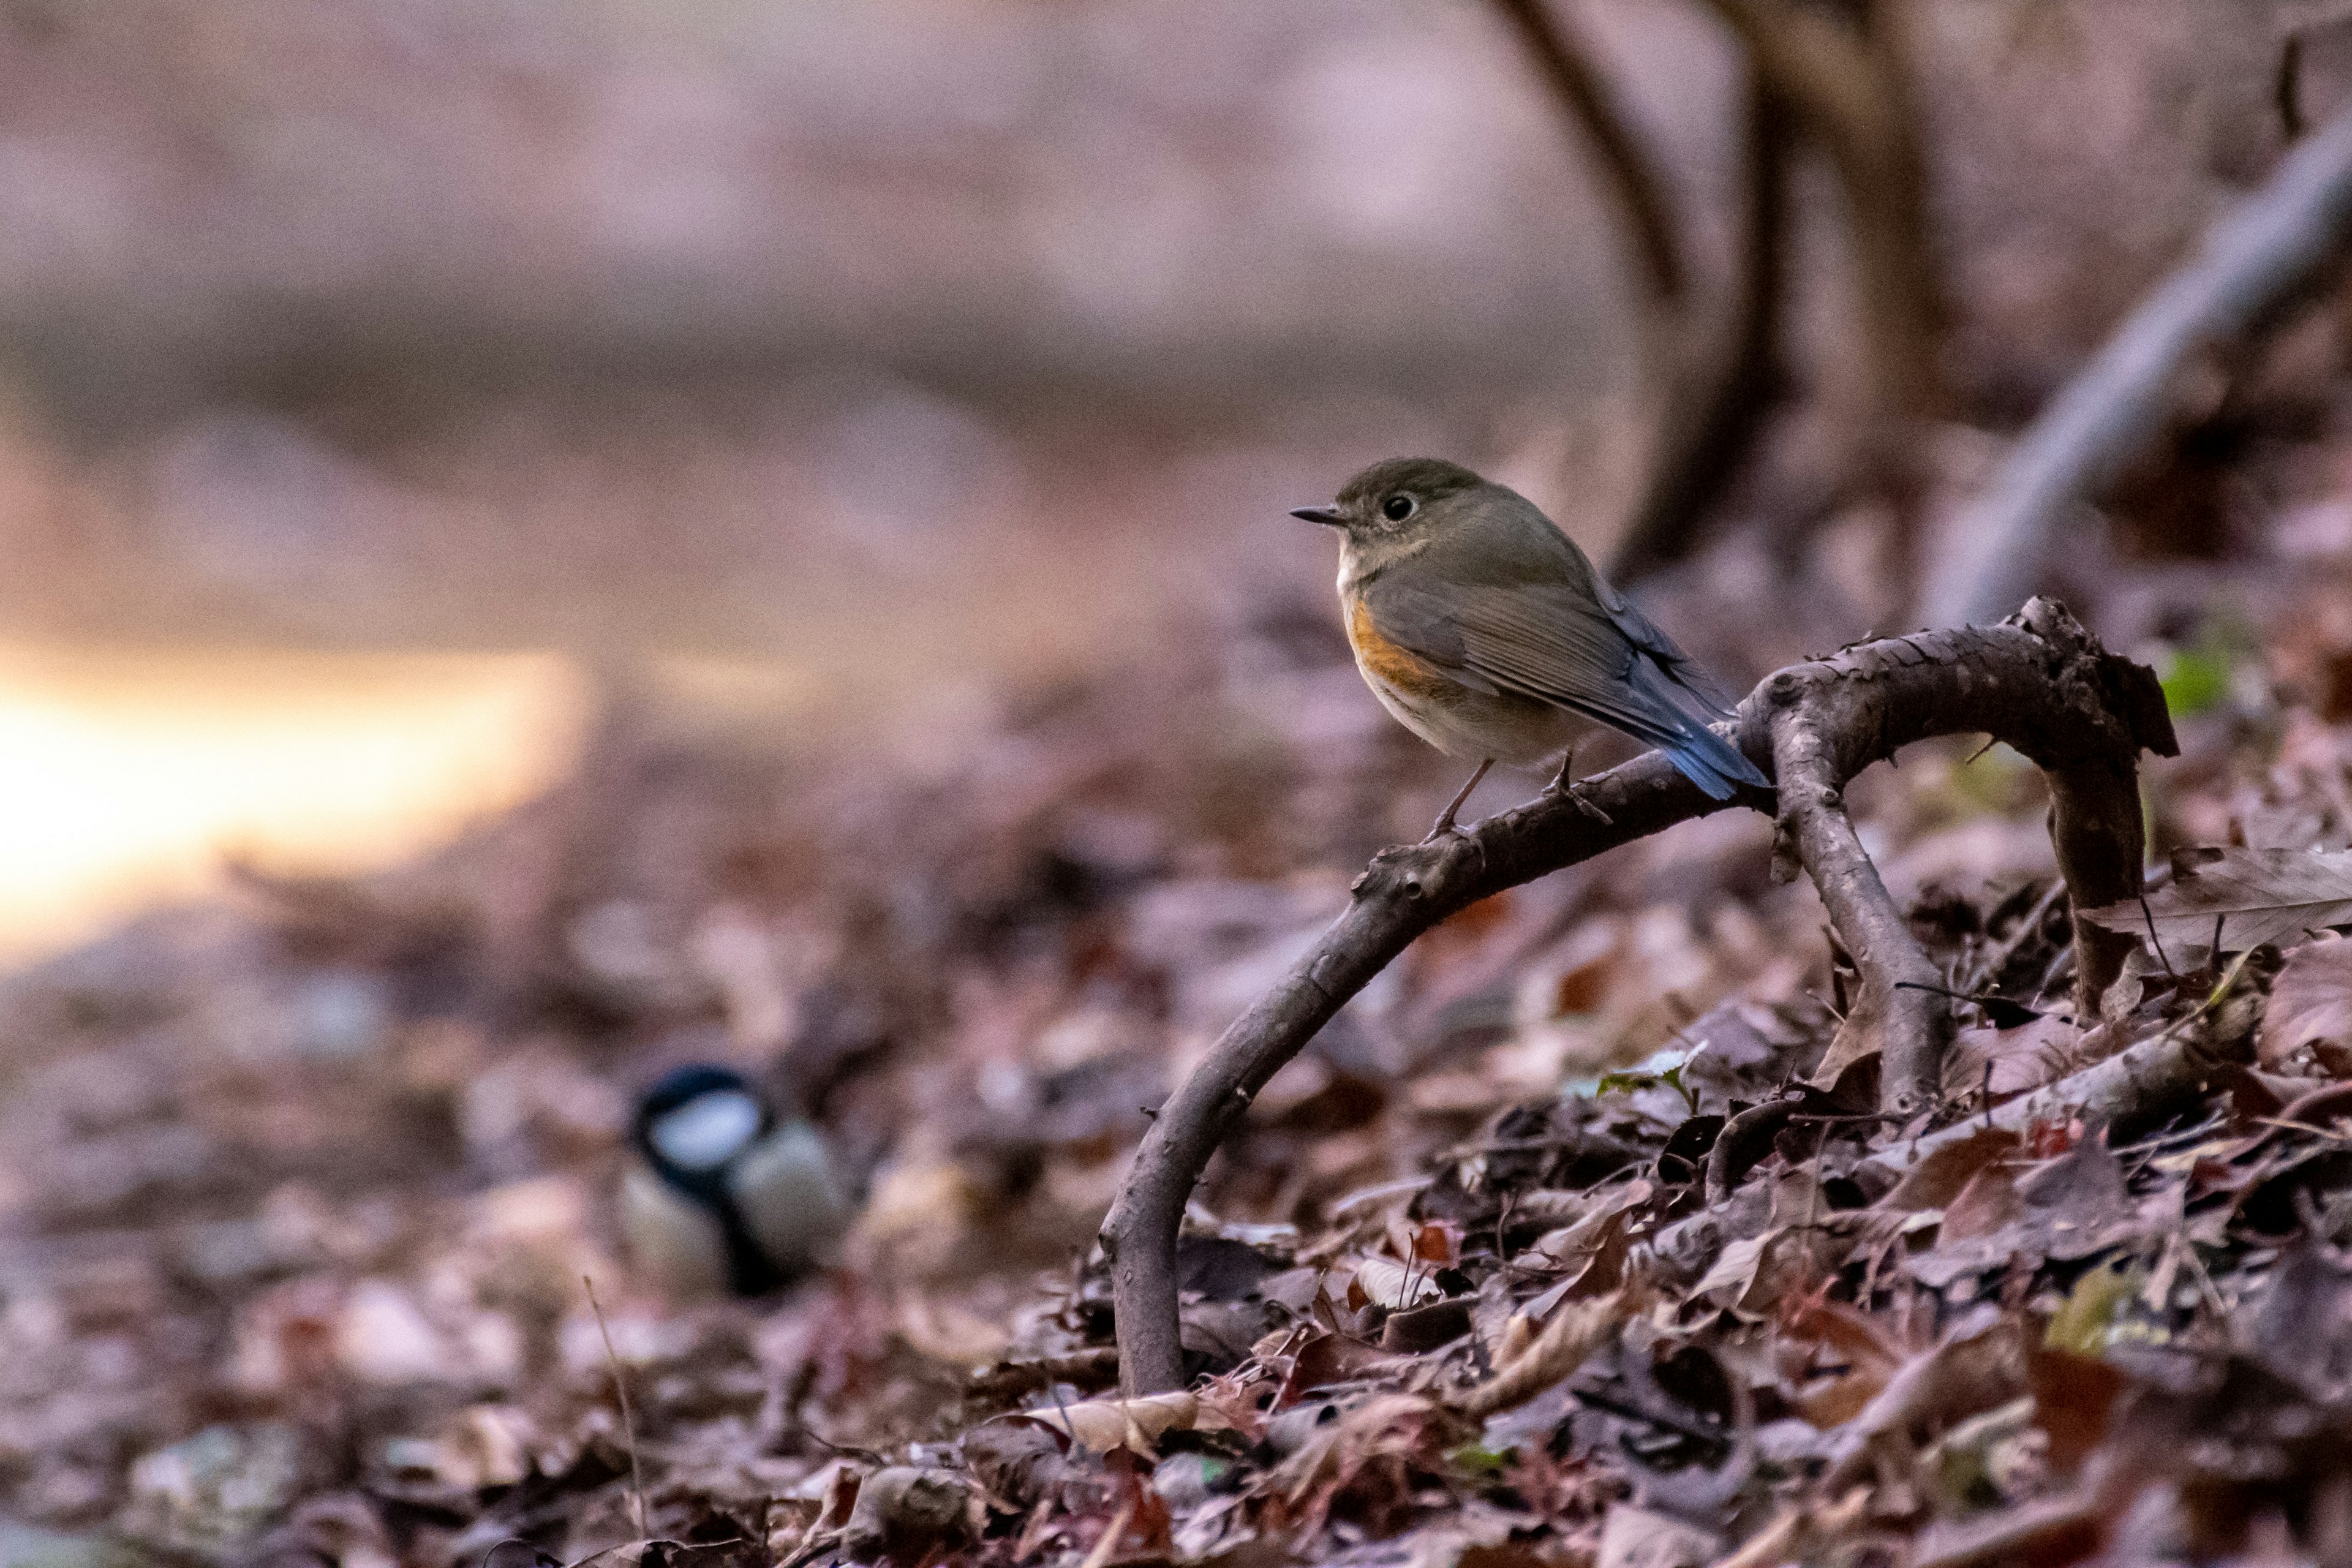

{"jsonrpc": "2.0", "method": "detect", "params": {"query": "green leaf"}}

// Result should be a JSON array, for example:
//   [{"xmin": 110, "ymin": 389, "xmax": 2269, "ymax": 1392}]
[
  {"xmin": 2157, "ymin": 645, "xmax": 2232, "ymax": 717},
  {"xmin": 1447, "ymin": 1442, "xmax": 1512, "ymax": 1478},
  {"xmin": 2045, "ymin": 1261, "xmax": 2143, "ymax": 1356},
  {"xmin": 1591, "ymin": 1070, "xmax": 1658, "ymax": 1098}
]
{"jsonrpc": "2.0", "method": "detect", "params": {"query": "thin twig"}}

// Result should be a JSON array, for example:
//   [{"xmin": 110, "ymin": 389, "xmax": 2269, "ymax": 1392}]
[
  {"xmin": 583, "ymin": 1276, "xmax": 649, "ymax": 1542},
  {"xmin": 2140, "ymin": 894, "xmax": 2177, "ymax": 980}
]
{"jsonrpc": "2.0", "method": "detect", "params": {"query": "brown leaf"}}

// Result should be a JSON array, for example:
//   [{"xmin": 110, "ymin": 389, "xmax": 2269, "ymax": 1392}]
[
  {"xmin": 1944, "ymin": 1016, "xmax": 2081, "ymax": 1098},
  {"xmin": 1712, "ymin": 1490, "xmax": 1870, "ymax": 1568},
  {"xmin": 2081, "ymin": 846, "xmax": 2352, "ymax": 952},
  {"xmin": 1736, "ymin": 1226, "xmax": 1850, "ymax": 1318},
  {"xmin": 1277, "ymin": 1329, "xmax": 1390, "ymax": 1404},
  {"xmin": 1453, "ymin": 1288, "xmax": 1632, "ymax": 1419},
  {"xmin": 2024, "ymin": 1344, "xmax": 2124, "ymax": 1477},
  {"xmin": 1020, "ymin": 1392, "xmax": 1202, "ymax": 1454},
  {"xmin": 1380, "ymin": 1298, "xmax": 1473, "ymax": 1353},
  {"xmin": 1941, "ymin": 1164, "xmax": 2026, "ymax": 1242},
  {"xmin": 1528, "ymin": 1179, "xmax": 1648, "ymax": 1295},
  {"xmin": 840, "ymin": 1466, "xmax": 977, "ymax": 1564},
  {"xmin": 2250, "ymin": 1238, "xmax": 2352, "ymax": 1395},
  {"xmin": 1883, "ymin": 1127, "xmax": 2021, "ymax": 1211},
  {"xmin": 2013, "ymin": 1134, "xmax": 2130, "ymax": 1259},
  {"xmin": 1596, "ymin": 1504, "xmax": 1720, "ymax": 1568},
  {"xmin": 1823, "ymin": 1317, "xmax": 2027, "ymax": 1490},
  {"xmin": 960, "ymin": 1420, "xmax": 1066, "ymax": 1511},
  {"xmin": 1272, "ymin": 1393, "xmax": 1461, "ymax": 1539},
  {"xmin": 1907, "ymin": 1488, "xmax": 2105, "ymax": 1568},
  {"xmin": 2261, "ymin": 936, "xmax": 2352, "ymax": 1073},
  {"xmin": 1785, "ymin": 1302, "xmax": 1909, "ymax": 1428},
  {"xmin": 1347, "ymin": 1256, "xmax": 1444, "ymax": 1312}
]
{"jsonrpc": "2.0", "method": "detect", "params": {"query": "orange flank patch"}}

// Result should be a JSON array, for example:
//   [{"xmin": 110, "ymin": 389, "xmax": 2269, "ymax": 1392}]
[{"xmin": 1347, "ymin": 597, "xmax": 1457, "ymax": 702}]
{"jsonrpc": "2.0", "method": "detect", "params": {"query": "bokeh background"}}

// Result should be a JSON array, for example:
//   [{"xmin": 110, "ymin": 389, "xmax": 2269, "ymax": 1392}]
[
  {"xmin": 2, "ymin": 1, "xmax": 2351, "ymax": 1562},
  {"xmin": 0, "ymin": 0, "xmax": 2324, "ymax": 955}
]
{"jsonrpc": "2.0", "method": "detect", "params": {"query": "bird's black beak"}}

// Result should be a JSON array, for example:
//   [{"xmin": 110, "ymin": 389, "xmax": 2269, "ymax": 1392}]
[{"xmin": 1289, "ymin": 505, "xmax": 1346, "ymax": 527}]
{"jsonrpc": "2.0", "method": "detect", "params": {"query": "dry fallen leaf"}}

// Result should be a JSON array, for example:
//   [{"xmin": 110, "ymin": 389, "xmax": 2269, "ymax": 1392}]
[
  {"xmin": 1018, "ymin": 1391, "xmax": 1205, "ymax": 1454},
  {"xmin": 1944, "ymin": 1014, "xmax": 2080, "ymax": 1098},
  {"xmin": 2081, "ymin": 847, "xmax": 2352, "ymax": 953},
  {"xmin": 1882, "ymin": 1126, "xmax": 2021, "ymax": 1211},
  {"xmin": 1596, "ymin": 1503, "xmax": 1720, "ymax": 1568},
  {"xmin": 2261, "ymin": 936, "xmax": 2352, "ymax": 1073},
  {"xmin": 1348, "ymin": 1256, "xmax": 1446, "ymax": 1312}
]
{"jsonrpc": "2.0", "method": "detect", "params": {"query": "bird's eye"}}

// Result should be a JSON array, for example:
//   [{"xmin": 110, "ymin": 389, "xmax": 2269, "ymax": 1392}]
[{"xmin": 1382, "ymin": 494, "xmax": 1415, "ymax": 522}]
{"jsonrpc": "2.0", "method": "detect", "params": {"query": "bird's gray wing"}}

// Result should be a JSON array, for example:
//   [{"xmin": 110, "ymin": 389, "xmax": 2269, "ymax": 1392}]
[
  {"xmin": 1591, "ymin": 576, "xmax": 1740, "ymax": 713},
  {"xmin": 1365, "ymin": 571, "xmax": 1706, "ymax": 751},
  {"xmin": 1360, "ymin": 508, "xmax": 1730, "ymax": 750}
]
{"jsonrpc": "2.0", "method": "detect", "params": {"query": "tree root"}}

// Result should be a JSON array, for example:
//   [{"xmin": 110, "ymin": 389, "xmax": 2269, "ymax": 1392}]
[{"xmin": 1102, "ymin": 598, "xmax": 2176, "ymax": 1395}]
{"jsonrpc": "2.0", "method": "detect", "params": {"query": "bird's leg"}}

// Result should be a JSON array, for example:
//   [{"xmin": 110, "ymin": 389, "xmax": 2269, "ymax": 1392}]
[
  {"xmin": 1546, "ymin": 745, "xmax": 1613, "ymax": 826},
  {"xmin": 1423, "ymin": 758, "xmax": 1494, "ymax": 842}
]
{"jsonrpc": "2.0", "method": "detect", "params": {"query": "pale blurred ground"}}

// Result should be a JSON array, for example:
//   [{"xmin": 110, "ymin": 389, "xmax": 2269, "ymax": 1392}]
[
  {"xmin": 0, "ymin": 0, "xmax": 2310, "ymax": 959},
  {"xmin": 0, "ymin": 647, "xmax": 591, "ymax": 956}
]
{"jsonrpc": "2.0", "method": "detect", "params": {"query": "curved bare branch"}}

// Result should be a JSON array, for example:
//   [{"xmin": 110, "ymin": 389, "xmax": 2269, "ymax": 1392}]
[{"xmin": 1102, "ymin": 600, "xmax": 2175, "ymax": 1395}]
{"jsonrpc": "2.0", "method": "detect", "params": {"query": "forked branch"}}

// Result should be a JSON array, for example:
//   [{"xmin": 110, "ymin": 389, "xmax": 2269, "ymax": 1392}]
[{"xmin": 1102, "ymin": 600, "xmax": 2176, "ymax": 1395}]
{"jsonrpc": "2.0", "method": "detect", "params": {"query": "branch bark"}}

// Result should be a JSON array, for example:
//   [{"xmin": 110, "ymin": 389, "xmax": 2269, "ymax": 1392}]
[
  {"xmin": 1924, "ymin": 102, "xmax": 2352, "ymax": 627},
  {"xmin": 1102, "ymin": 599, "xmax": 2176, "ymax": 1395}
]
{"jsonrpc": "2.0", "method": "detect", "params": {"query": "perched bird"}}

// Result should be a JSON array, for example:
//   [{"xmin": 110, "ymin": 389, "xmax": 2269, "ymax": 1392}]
[
  {"xmin": 1293, "ymin": 458, "xmax": 1768, "ymax": 838},
  {"xmin": 620, "ymin": 1064, "xmax": 854, "ymax": 1298}
]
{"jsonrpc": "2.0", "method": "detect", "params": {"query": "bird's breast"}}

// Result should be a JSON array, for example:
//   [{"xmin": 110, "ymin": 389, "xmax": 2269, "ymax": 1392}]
[
  {"xmin": 727, "ymin": 1122, "xmax": 853, "ymax": 1276},
  {"xmin": 1346, "ymin": 595, "xmax": 1460, "ymax": 704},
  {"xmin": 1343, "ymin": 590, "xmax": 1589, "ymax": 766},
  {"xmin": 620, "ymin": 1163, "xmax": 733, "ymax": 1300}
]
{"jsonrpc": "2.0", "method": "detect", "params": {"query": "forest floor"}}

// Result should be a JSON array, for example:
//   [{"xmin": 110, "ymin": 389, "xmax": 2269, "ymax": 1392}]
[{"xmin": 6, "ymin": 407, "xmax": 2352, "ymax": 1568}]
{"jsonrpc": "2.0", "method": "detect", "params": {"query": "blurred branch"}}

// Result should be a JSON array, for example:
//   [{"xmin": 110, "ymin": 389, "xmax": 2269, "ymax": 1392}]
[
  {"xmin": 1922, "ymin": 102, "xmax": 2352, "ymax": 628},
  {"xmin": 2279, "ymin": 31, "xmax": 2307, "ymax": 142},
  {"xmin": 1493, "ymin": 0, "xmax": 1939, "ymax": 579},
  {"xmin": 1696, "ymin": 0, "xmax": 1947, "ymax": 447},
  {"xmin": 1612, "ymin": 68, "xmax": 1792, "ymax": 580},
  {"xmin": 1489, "ymin": 0, "xmax": 1684, "ymax": 307},
  {"xmin": 1489, "ymin": 1, "xmax": 1793, "ymax": 581},
  {"xmin": 1102, "ymin": 601, "xmax": 2175, "ymax": 1395}
]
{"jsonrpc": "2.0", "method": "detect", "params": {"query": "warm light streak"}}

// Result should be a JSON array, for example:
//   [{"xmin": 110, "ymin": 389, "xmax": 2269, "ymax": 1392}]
[{"xmin": 0, "ymin": 647, "xmax": 597, "ymax": 960}]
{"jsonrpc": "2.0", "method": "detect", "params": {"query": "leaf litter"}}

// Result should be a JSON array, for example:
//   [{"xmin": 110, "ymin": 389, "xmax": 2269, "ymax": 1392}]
[{"xmin": 21, "ymin": 598, "xmax": 2352, "ymax": 1568}]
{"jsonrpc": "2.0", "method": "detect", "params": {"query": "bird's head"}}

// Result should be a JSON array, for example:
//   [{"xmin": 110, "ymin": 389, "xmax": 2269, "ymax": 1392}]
[
  {"xmin": 1289, "ymin": 456, "xmax": 1490, "ymax": 544},
  {"xmin": 634, "ymin": 1063, "xmax": 771, "ymax": 1189}
]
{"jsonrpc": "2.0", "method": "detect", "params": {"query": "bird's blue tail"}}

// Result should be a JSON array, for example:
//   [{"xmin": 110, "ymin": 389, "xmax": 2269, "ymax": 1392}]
[{"xmin": 1663, "ymin": 723, "xmax": 1770, "ymax": 799}]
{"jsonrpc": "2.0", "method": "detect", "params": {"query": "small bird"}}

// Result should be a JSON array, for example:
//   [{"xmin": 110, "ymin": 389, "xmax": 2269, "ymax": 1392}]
[
  {"xmin": 1293, "ymin": 458, "xmax": 1768, "ymax": 839},
  {"xmin": 620, "ymin": 1064, "xmax": 854, "ymax": 1298}
]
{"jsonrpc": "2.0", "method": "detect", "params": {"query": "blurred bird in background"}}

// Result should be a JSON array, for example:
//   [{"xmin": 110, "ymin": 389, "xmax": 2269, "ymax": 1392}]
[
  {"xmin": 621, "ymin": 1063, "xmax": 855, "ymax": 1298},
  {"xmin": 1293, "ymin": 458, "xmax": 1769, "ymax": 839}
]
